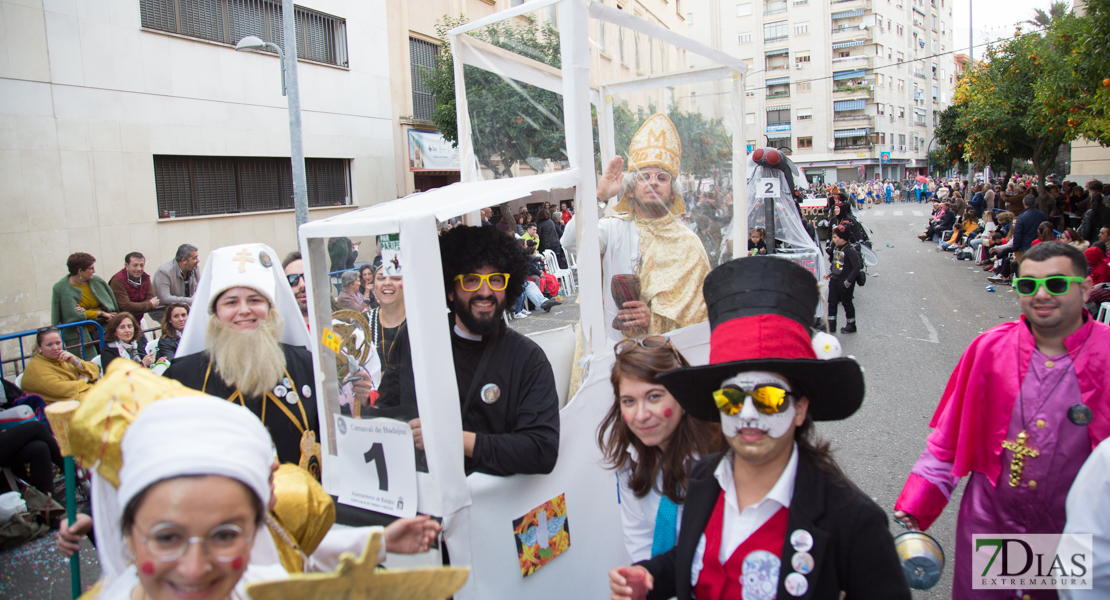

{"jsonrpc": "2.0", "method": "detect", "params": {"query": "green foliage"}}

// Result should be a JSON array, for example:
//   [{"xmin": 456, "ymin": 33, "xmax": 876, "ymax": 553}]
[{"xmin": 425, "ymin": 15, "xmax": 565, "ymax": 178}]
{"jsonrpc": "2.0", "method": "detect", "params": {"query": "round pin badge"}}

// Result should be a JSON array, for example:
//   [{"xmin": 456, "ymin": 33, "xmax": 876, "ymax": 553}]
[
  {"xmin": 286, "ymin": 391, "xmax": 299, "ymax": 405},
  {"xmin": 790, "ymin": 529, "xmax": 814, "ymax": 553},
  {"xmin": 301, "ymin": 385, "xmax": 312, "ymax": 399},
  {"xmin": 273, "ymin": 385, "xmax": 288, "ymax": 398},
  {"xmin": 282, "ymin": 377, "xmax": 292, "ymax": 388},
  {"xmin": 1068, "ymin": 403, "xmax": 1093, "ymax": 426},
  {"xmin": 481, "ymin": 383, "xmax": 501, "ymax": 404},
  {"xmin": 258, "ymin": 251, "xmax": 272, "ymax": 268},
  {"xmin": 791, "ymin": 551, "xmax": 814, "ymax": 575},
  {"xmin": 785, "ymin": 572, "xmax": 809, "ymax": 596}
]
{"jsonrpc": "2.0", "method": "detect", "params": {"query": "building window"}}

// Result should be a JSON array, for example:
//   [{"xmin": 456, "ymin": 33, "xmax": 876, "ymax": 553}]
[
  {"xmin": 739, "ymin": 31, "xmax": 752, "ymax": 43},
  {"xmin": 897, "ymin": 24, "xmax": 904, "ymax": 36},
  {"xmin": 737, "ymin": 3, "xmax": 752, "ymax": 16},
  {"xmin": 795, "ymin": 54, "xmax": 810, "ymax": 64},
  {"xmin": 597, "ymin": 18, "xmax": 606, "ymax": 50},
  {"xmin": 767, "ymin": 108, "xmax": 790, "ymax": 124},
  {"xmin": 140, "ymin": 0, "xmax": 348, "ymax": 67},
  {"xmin": 797, "ymin": 108, "xmax": 813, "ymax": 120},
  {"xmin": 154, "ymin": 155, "xmax": 350, "ymax": 218},
  {"xmin": 796, "ymin": 81, "xmax": 812, "ymax": 93},
  {"xmin": 619, "ymin": 25, "xmax": 626, "ymax": 63},
  {"xmin": 764, "ymin": 21, "xmax": 789, "ymax": 43},
  {"xmin": 410, "ymin": 38, "xmax": 438, "ymax": 121},
  {"xmin": 941, "ymin": 20, "xmax": 946, "ymax": 34},
  {"xmin": 795, "ymin": 22, "xmax": 809, "ymax": 35},
  {"xmin": 897, "ymin": 52, "xmax": 904, "ymax": 63},
  {"xmin": 768, "ymin": 138, "xmax": 790, "ymax": 149},
  {"xmin": 899, "ymin": 106, "xmax": 906, "ymax": 118},
  {"xmin": 746, "ymin": 112, "xmax": 756, "ymax": 124}
]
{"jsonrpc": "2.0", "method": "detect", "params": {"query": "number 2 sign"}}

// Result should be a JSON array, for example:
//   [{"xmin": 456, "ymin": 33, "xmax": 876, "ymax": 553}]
[
  {"xmin": 334, "ymin": 415, "xmax": 418, "ymax": 518},
  {"xmin": 757, "ymin": 177, "xmax": 781, "ymax": 199}
]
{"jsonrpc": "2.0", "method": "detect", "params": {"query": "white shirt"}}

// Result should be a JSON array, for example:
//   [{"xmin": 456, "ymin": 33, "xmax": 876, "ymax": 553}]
[
  {"xmin": 690, "ymin": 444, "xmax": 799, "ymax": 586},
  {"xmin": 618, "ymin": 446, "xmax": 687, "ymax": 563},
  {"xmin": 1060, "ymin": 437, "xmax": 1110, "ymax": 599}
]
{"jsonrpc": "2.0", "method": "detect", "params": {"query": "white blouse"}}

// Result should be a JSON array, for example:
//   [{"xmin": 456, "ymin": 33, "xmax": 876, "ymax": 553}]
[{"xmin": 617, "ymin": 446, "xmax": 687, "ymax": 563}]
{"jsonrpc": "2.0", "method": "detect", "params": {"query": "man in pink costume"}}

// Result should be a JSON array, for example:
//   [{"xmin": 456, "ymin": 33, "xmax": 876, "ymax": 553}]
[{"xmin": 895, "ymin": 242, "xmax": 1110, "ymax": 599}]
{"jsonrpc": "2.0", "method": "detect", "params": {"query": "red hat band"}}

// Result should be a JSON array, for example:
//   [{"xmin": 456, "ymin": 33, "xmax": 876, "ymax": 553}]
[{"xmin": 708, "ymin": 314, "xmax": 817, "ymax": 365}]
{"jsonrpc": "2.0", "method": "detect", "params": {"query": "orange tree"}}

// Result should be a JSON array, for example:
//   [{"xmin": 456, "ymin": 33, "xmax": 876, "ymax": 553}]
[{"xmin": 1036, "ymin": 0, "xmax": 1110, "ymax": 150}]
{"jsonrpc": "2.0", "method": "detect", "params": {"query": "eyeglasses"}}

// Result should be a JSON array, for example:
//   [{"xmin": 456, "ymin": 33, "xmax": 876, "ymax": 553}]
[
  {"xmin": 712, "ymin": 385, "xmax": 792, "ymax": 416},
  {"xmin": 1012, "ymin": 276, "xmax": 1086, "ymax": 296},
  {"xmin": 454, "ymin": 272, "xmax": 510, "ymax": 292},
  {"xmin": 286, "ymin": 273, "xmax": 303, "ymax": 287},
  {"xmin": 615, "ymin": 335, "xmax": 671, "ymax": 353},
  {"xmin": 635, "ymin": 171, "xmax": 672, "ymax": 185},
  {"xmin": 139, "ymin": 523, "xmax": 251, "ymax": 563}
]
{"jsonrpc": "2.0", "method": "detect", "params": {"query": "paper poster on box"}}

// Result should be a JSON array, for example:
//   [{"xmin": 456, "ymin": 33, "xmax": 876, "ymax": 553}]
[
  {"xmin": 334, "ymin": 415, "xmax": 417, "ymax": 518},
  {"xmin": 378, "ymin": 234, "xmax": 403, "ymax": 277},
  {"xmin": 513, "ymin": 494, "xmax": 570, "ymax": 577}
]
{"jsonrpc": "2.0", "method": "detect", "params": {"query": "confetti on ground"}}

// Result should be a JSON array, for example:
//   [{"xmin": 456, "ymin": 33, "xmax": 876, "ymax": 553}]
[{"xmin": 0, "ymin": 533, "xmax": 100, "ymax": 599}]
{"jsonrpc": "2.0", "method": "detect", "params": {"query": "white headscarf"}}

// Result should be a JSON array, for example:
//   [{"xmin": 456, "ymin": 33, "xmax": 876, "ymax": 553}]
[
  {"xmin": 92, "ymin": 396, "xmax": 275, "ymax": 579},
  {"xmin": 175, "ymin": 243, "xmax": 311, "ymax": 359}
]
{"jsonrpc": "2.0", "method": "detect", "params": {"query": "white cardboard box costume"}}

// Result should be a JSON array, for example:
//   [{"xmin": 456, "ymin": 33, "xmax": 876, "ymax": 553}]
[{"xmin": 298, "ymin": 2, "xmax": 747, "ymax": 598}]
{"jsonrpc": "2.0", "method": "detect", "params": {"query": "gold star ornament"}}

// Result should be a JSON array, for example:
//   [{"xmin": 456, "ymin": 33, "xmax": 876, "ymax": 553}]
[{"xmin": 247, "ymin": 531, "xmax": 469, "ymax": 600}]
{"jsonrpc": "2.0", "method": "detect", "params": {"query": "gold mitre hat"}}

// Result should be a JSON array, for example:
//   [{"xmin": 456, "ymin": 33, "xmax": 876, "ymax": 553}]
[
  {"xmin": 68, "ymin": 359, "xmax": 202, "ymax": 487},
  {"xmin": 248, "ymin": 531, "xmax": 469, "ymax": 600},
  {"xmin": 627, "ymin": 113, "xmax": 681, "ymax": 176}
]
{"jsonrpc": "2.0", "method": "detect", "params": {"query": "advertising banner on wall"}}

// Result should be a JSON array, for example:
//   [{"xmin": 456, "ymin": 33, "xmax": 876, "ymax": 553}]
[{"xmin": 408, "ymin": 129, "xmax": 460, "ymax": 171}]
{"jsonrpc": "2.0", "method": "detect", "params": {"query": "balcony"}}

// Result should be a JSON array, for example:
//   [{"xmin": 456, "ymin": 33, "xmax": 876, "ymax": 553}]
[
  {"xmin": 914, "ymin": 69, "xmax": 927, "ymax": 78},
  {"xmin": 830, "ymin": 0, "xmax": 871, "ymax": 6},
  {"xmin": 834, "ymin": 143, "xmax": 873, "ymax": 151},
  {"xmin": 831, "ymin": 55, "xmax": 873, "ymax": 67},
  {"xmin": 764, "ymin": 7, "xmax": 788, "ymax": 15},
  {"xmin": 766, "ymin": 90, "xmax": 792, "ymax": 99},
  {"xmin": 833, "ymin": 84, "xmax": 873, "ymax": 98},
  {"xmin": 766, "ymin": 64, "xmax": 790, "ymax": 71},
  {"xmin": 833, "ymin": 114, "xmax": 875, "ymax": 125},
  {"xmin": 765, "ymin": 35, "xmax": 789, "ymax": 44}
]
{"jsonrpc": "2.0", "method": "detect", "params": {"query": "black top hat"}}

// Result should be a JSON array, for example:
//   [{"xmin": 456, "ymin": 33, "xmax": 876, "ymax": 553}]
[{"xmin": 657, "ymin": 257, "xmax": 864, "ymax": 422}]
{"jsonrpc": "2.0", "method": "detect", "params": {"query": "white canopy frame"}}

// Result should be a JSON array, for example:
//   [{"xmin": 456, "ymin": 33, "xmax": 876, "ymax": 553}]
[{"xmin": 299, "ymin": 3, "xmax": 748, "ymax": 598}]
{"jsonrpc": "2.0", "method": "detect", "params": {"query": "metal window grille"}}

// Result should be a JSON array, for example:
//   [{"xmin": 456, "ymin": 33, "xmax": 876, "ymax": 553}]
[
  {"xmin": 154, "ymin": 156, "xmax": 350, "ymax": 218},
  {"xmin": 410, "ymin": 38, "xmax": 439, "ymax": 122},
  {"xmin": 140, "ymin": 0, "xmax": 348, "ymax": 67}
]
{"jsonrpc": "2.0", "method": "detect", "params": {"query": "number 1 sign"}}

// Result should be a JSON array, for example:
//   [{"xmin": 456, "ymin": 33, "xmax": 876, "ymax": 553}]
[{"xmin": 334, "ymin": 415, "xmax": 418, "ymax": 518}]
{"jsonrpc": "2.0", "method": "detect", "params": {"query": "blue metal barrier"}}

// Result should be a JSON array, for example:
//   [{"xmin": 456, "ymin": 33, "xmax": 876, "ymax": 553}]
[{"xmin": 0, "ymin": 320, "xmax": 105, "ymax": 376}]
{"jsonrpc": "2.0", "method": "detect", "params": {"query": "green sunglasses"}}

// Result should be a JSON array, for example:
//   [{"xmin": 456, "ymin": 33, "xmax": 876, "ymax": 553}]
[{"xmin": 1012, "ymin": 276, "xmax": 1086, "ymax": 296}]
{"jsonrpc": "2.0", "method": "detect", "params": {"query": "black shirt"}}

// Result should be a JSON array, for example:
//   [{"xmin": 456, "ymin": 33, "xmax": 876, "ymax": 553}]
[
  {"xmin": 375, "ymin": 316, "xmax": 560, "ymax": 477},
  {"xmin": 165, "ymin": 344, "xmax": 320, "ymax": 469}
]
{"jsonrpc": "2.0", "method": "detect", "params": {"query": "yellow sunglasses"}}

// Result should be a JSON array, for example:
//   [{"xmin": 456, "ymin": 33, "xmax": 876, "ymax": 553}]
[
  {"xmin": 713, "ymin": 385, "xmax": 791, "ymax": 416},
  {"xmin": 454, "ymin": 272, "xmax": 510, "ymax": 292}
]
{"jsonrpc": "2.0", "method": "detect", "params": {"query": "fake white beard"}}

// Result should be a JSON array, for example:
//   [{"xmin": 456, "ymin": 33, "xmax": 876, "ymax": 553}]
[
  {"xmin": 206, "ymin": 312, "xmax": 286, "ymax": 399},
  {"xmin": 719, "ymin": 371, "xmax": 796, "ymax": 440}
]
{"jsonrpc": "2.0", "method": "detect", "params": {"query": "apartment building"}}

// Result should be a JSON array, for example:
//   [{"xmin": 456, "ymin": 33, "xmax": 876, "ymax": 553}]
[
  {"xmin": 386, "ymin": 0, "xmax": 689, "ymax": 195},
  {"xmin": 686, "ymin": 0, "xmax": 955, "ymax": 185},
  {"xmin": 0, "ymin": 0, "xmax": 394, "ymax": 339}
]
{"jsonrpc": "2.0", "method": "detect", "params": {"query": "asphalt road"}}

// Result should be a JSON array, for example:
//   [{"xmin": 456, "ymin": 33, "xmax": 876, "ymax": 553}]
[{"xmin": 0, "ymin": 203, "xmax": 1019, "ymax": 597}]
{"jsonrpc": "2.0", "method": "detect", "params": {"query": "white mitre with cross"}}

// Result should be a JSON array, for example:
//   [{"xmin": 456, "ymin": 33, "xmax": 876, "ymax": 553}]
[{"xmin": 175, "ymin": 243, "xmax": 312, "ymax": 359}]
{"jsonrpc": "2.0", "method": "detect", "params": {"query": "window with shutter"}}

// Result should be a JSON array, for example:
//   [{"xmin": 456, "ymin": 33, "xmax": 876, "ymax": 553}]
[
  {"xmin": 410, "ymin": 38, "xmax": 439, "ymax": 122},
  {"xmin": 139, "ymin": 0, "xmax": 348, "ymax": 67},
  {"xmin": 154, "ymin": 156, "xmax": 349, "ymax": 218}
]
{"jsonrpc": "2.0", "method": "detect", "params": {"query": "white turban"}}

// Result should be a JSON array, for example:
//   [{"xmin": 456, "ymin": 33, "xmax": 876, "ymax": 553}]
[{"xmin": 93, "ymin": 396, "xmax": 275, "ymax": 579}]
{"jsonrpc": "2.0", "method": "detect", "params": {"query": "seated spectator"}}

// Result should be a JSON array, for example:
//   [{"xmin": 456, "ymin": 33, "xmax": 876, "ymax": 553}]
[
  {"xmin": 336, "ymin": 270, "xmax": 366, "ymax": 312},
  {"xmin": 1031, "ymin": 221, "xmax": 1057, "ymax": 247},
  {"xmin": 598, "ymin": 336, "xmax": 724, "ymax": 562},
  {"xmin": 155, "ymin": 303, "xmax": 189, "ymax": 363},
  {"xmin": 918, "ymin": 202, "xmax": 955, "ymax": 242},
  {"xmin": 0, "ymin": 421, "xmax": 64, "ymax": 503},
  {"xmin": 20, "ymin": 327, "xmax": 100, "ymax": 404},
  {"xmin": 1063, "ymin": 228, "xmax": 1090, "ymax": 252},
  {"xmin": 359, "ymin": 264, "xmax": 379, "ymax": 310},
  {"xmin": 747, "ymin": 227, "xmax": 767, "ymax": 255},
  {"xmin": 521, "ymin": 222, "xmax": 539, "ymax": 246},
  {"xmin": 100, "ymin": 312, "xmax": 153, "ymax": 368},
  {"xmin": 51, "ymin": 252, "xmax": 118, "ymax": 359},
  {"xmin": 108, "ymin": 252, "xmax": 160, "ymax": 326},
  {"xmin": 150, "ymin": 243, "xmax": 199, "ymax": 322},
  {"xmin": 1087, "ymin": 246, "xmax": 1110, "ymax": 286},
  {"xmin": 940, "ymin": 209, "xmax": 979, "ymax": 251}
]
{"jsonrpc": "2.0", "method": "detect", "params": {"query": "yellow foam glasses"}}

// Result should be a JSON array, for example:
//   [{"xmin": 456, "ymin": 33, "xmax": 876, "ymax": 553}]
[
  {"xmin": 454, "ymin": 272, "xmax": 510, "ymax": 292},
  {"xmin": 712, "ymin": 385, "xmax": 790, "ymax": 416}
]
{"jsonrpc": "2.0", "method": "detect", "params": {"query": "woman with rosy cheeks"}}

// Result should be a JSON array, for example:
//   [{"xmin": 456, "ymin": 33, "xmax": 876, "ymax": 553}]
[{"xmin": 597, "ymin": 336, "xmax": 724, "ymax": 562}]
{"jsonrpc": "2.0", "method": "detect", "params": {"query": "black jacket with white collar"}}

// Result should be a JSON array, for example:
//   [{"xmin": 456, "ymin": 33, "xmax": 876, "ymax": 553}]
[{"xmin": 637, "ymin": 450, "xmax": 911, "ymax": 600}]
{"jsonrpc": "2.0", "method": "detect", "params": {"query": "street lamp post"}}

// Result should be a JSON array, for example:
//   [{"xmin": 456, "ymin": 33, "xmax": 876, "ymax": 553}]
[{"xmin": 235, "ymin": 1, "xmax": 309, "ymax": 232}]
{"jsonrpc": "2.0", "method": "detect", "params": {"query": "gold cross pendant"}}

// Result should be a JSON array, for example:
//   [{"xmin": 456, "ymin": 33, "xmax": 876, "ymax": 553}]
[{"xmin": 1001, "ymin": 430, "xmax": 1040, "ymax": 487}]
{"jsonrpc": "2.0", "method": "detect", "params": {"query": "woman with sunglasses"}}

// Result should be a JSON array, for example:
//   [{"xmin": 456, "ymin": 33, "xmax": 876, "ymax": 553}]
[{"xmin": 598, "ymin": 336, "xmax": 724, "ymax": 562}]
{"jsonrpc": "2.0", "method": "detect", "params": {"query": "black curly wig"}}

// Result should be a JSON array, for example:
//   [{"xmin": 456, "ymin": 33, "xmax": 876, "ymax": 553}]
[{"xmin": 439, "ymin": 225, "xmax": 530, "ymax": 309}]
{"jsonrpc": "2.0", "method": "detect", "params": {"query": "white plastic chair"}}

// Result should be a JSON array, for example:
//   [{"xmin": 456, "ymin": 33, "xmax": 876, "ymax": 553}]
[
  {"xmin": 1098, "ymin": 302, "xmax": 1110, "ymax": 325},
  {"xmin": 543, "ymin": 249, "xmax": 576, "ymax": 295}
]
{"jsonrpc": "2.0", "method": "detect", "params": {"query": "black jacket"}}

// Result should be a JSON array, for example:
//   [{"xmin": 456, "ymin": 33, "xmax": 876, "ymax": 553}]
[
  {"xmin": 828, "ymin": 243, "xmax": 862, "ymax": 286},
  {"xmin": 934, "ymin": 209, "xmax": 956, "ymax": 232},
  {"xmin": 375, "ymin": 316, "xmax": 560, "ymax": 477},
  {"xmin": 1011, "ymin": 208, "xmax": 1050, "ymax": 252},
  {"xmin": 155, "ymin": 335, "xmax": 180, "ymax": 362},
  {"xmin": 536, "ymin": 218, "xmax": 561, "ymax": 253},
  {"xmin": 638, "ymin": 452, "xmax": 910, "ymax": 600}
]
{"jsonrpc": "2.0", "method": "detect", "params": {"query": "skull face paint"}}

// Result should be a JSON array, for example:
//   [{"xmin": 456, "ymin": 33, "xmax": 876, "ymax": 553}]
[{"xmin": 718, "ymin": 372, "xmax": 796, "ymax": 440}]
